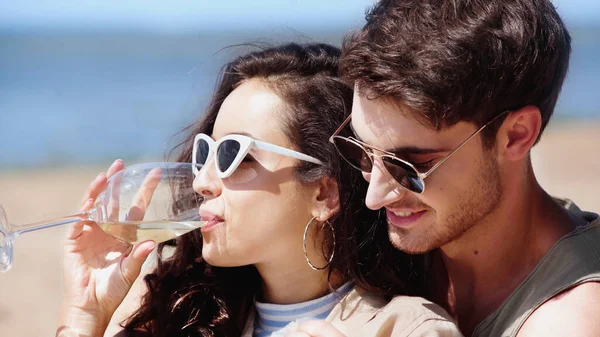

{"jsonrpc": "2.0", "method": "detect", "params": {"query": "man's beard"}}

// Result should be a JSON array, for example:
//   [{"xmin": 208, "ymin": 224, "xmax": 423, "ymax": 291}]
[{"xmin": 388, "ymin": 155, "xmax": 503, "ymax": 254}]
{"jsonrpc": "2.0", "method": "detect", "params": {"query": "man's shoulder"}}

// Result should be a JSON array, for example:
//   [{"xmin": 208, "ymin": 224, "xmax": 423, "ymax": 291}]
[
  {"xmin": 556, "ymin": 197, "xmax": 599, "ymax": 227},
  {"xmin": 517, "ymin": 282, "xmax": 600, "ymax": 337},
  {"xmin": 514, "ymin": 199, "xmax": 600, "ymax": 337}
]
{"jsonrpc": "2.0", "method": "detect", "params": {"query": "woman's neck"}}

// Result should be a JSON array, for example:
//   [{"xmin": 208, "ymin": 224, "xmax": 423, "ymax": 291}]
[{"xmin": 255, "ymin": 262, "xmax": 345, "ymax": 304}]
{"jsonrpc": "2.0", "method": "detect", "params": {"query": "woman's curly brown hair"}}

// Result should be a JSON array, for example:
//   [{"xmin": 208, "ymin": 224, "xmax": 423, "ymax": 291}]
[{"xmin": 122, "ymin": 42, "xmax": 424, "ymax": 337}]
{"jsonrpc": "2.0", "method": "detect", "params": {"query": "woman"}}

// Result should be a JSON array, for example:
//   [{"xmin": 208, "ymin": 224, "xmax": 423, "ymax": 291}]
[{"xmin": 57, "ymin": 43, "xmax": 462, "ymax": 337}]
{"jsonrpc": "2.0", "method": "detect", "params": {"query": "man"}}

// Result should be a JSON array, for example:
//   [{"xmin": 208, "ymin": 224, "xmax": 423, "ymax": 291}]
[{"xmin": 315, "ymin": 0, "xmax": 600, "ymax": 336}]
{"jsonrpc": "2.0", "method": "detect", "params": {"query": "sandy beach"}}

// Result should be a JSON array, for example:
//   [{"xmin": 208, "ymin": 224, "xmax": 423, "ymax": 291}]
[{"xmin": 0, "ymin": 122, "xmax": 598, "ymax": 337}]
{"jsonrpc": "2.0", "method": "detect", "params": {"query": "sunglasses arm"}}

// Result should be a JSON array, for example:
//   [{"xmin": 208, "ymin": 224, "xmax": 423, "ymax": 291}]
[
  {"xmin": 329, "ymin": 114, "xmax": 353, "ymax": 143},
  {"xmin": 421, "ymin": 111, "xmax": 509, "ymax": 179},
  {"xmin": 253, "ymin": 140, "xmax": 323, "ymax": 165}
]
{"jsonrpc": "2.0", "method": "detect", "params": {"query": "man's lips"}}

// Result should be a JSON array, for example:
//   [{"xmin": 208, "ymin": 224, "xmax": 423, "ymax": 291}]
[{"xmin": 386, "ymin": 208, "xmax": 427, "ymax": 228}]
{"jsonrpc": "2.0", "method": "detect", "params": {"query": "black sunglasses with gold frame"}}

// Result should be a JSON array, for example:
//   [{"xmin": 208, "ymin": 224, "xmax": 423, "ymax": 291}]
[{"xmin": 329, "ymin": 111, "xmax": 510, "ymax": 194}]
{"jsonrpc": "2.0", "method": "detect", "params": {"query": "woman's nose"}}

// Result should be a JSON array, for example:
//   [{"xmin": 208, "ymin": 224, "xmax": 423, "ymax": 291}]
[{"xmin": 193, "ymin": 157, "xmax": 222, "ymax": 199}]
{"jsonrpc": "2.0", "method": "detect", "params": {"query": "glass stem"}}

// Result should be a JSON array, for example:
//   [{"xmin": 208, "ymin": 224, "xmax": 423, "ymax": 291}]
[{"xmin": 12, "ymin": 210, "xmax": 92, "ymax": 237}]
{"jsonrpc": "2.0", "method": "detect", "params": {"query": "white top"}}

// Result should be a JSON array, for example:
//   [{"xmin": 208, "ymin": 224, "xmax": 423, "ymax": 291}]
[{"xmin": 253, "ymin": 282, "xmax": 354, "ymax": 337}]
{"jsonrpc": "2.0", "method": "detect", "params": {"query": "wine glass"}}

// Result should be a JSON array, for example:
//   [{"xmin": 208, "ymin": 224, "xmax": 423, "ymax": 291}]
[{"xmin": 0, "ymin": 162, "xmax": 205, "ymax": 273}]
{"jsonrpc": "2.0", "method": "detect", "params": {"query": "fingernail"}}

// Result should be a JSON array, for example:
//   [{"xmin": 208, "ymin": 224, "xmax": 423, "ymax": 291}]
[
  {"xmin": 114, "ymin": 159, "xmax": 123, "ymax": 164},
  {"xmin": 87, "ymin": 198, "xmax": 94, "ymax": 203},
  {"xmin": 143, "ymin": 241, "xmax": 156, "ymax": 252},
  {"xmin": 96, "ymin": 173, "xmax": 106, "ymax": 180}
]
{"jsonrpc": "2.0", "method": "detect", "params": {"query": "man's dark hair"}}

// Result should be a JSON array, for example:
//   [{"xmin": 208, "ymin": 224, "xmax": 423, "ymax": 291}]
[{"xmin": 340, "ymin": 0, "xmax": 571, "ymax": 146}]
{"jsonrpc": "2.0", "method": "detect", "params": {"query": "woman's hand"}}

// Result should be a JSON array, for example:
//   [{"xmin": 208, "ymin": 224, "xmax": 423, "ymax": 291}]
[{"xmin": 59, "ymin": 160, "xmax": 156, "ymax": 337}]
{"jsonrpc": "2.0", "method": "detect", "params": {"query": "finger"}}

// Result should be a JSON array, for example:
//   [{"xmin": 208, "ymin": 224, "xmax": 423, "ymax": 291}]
[
  {"xmin": 106, "ymin": 160, "xmax": 125, "ymax": 221},
  {"xmin": 126, "ymin": 168, "xmax": 162, "ymax": 221},
  {"xmin": 79, "ymin": 173, "xmax": 107, "ymax": 208},
  {"xmin": 66, "ymin": 198, "xmax": 95, "ymax": 240},
  {"xmin": 108, "ymin": 170, "xmax": 123, "ymax": 222},
  {"xmin": 78, "ymin": 160, "xmax": 123, "ymax": 207},
  {"xmin": 106, "ymin": 159, "xmax": 124, "ymax": 180},
  {"xmin": 292, "ymin": 321, "xmax": 346, "ymax": 337},
  {"xmin": 120, "ymin": 240, "xmax": 155, "ymax": 286}
]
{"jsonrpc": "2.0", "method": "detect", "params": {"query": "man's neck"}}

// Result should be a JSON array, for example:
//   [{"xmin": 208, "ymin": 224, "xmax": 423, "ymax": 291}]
[{"xmin": 430, "ymin": 181, "xmax": 577, "ymax": 336}]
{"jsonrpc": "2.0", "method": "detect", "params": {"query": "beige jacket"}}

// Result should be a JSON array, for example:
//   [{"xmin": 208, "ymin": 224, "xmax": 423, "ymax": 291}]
[
  {"xmin": 242, "ymin": 287, "xmax": 463, "ymax": 337},
  {"xmin": 107, "ymin": 253, "xmax": 462, "ymax": 337}
]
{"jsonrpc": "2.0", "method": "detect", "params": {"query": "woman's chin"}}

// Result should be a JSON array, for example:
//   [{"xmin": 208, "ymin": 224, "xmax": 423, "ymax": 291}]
[{"xmin": 201, "ymin": 248, "xmax": 244, "ymax": 267}]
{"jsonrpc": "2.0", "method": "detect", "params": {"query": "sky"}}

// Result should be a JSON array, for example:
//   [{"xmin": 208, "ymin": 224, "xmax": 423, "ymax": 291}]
[{"xmin": 0, "ymin": 0, "xmax": 598, "ymax": 32}]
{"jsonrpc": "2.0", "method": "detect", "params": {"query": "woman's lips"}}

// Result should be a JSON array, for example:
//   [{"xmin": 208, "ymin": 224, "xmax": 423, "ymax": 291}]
[
  {"xmin": 200, "ymin": 219, "xmax": 224, "ymax": 232},
  {"xmin": 199, "ymin": 210, "xmax": 225, "ymax": 232}
]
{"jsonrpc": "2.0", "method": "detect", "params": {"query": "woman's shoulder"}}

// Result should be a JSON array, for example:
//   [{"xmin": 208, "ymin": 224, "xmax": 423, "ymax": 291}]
[
  {"xmin": 379, "ymin": 294, "xmax": 463, "ymax": 336},
  {"xmin": 383, "ymin": 292, "xmax": 455, "ymax": 322},
  {"xmin": 328, "ymin": 286, "xmax": 463, "ymax": 337}
]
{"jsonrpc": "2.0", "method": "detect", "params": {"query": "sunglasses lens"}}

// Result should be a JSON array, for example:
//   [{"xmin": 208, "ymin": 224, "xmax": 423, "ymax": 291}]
[
  {"xmin": 382, "ymin": 157, "xmax": 424, "ymax": 193},
  {"xmin": 332, "ymin": 137, "xmax": 373, "ymax": 172},
  {"xmin": 216, "ymin": 139, "xmax": 241, "ymax": 173},
  {"xmin": 194, "ymin": 138, "xmax": 211, "ymax": 169}
]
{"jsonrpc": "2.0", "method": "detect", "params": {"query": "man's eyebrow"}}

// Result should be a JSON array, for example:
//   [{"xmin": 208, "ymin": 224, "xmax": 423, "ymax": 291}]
[
  {"xmin": 387, "ymin": 145, "xmax": 450, "ymax": 155},
  {"xmin": 349, "ymin": 123, "xmax": 450, "ymax": 155}
]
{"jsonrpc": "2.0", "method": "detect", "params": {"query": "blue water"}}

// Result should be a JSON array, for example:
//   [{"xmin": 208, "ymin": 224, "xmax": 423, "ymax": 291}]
[{"xmin": 1, "ymin": 27, "xmax": 599, "ymax": 168}]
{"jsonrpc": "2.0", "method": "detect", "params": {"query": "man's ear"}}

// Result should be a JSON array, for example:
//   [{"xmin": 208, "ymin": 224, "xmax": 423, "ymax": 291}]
[
  {"xmin": 310, "ymin": 177, "xmax": 340, "ymax": 221},
  {"xmin": 496, "ymin": 105, "xmax": 542, "ymax": 161}
]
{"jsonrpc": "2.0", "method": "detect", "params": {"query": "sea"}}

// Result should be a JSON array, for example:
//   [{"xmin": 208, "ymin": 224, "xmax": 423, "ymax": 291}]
[{"xmin": 1, "ymin": 26, "xmax": 598, "ymax": 169}]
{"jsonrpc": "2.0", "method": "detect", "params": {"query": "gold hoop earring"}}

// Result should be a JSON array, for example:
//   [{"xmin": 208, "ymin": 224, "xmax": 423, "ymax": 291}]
[{"xmin": 302, "ymin": 216, "xmax": 336, "ymax": 271}]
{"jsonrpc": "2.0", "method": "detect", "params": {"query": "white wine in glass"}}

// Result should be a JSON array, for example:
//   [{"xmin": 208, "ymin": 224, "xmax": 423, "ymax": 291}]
[{"xmin": 0, "ymin": 162, "xmax": 206, "ymax": 272}]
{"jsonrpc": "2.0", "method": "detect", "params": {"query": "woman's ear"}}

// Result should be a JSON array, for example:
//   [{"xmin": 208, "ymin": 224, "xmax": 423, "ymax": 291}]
[{"xmin": 310, "ymin": 177, "xmax": 340, "ymax": 221}]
